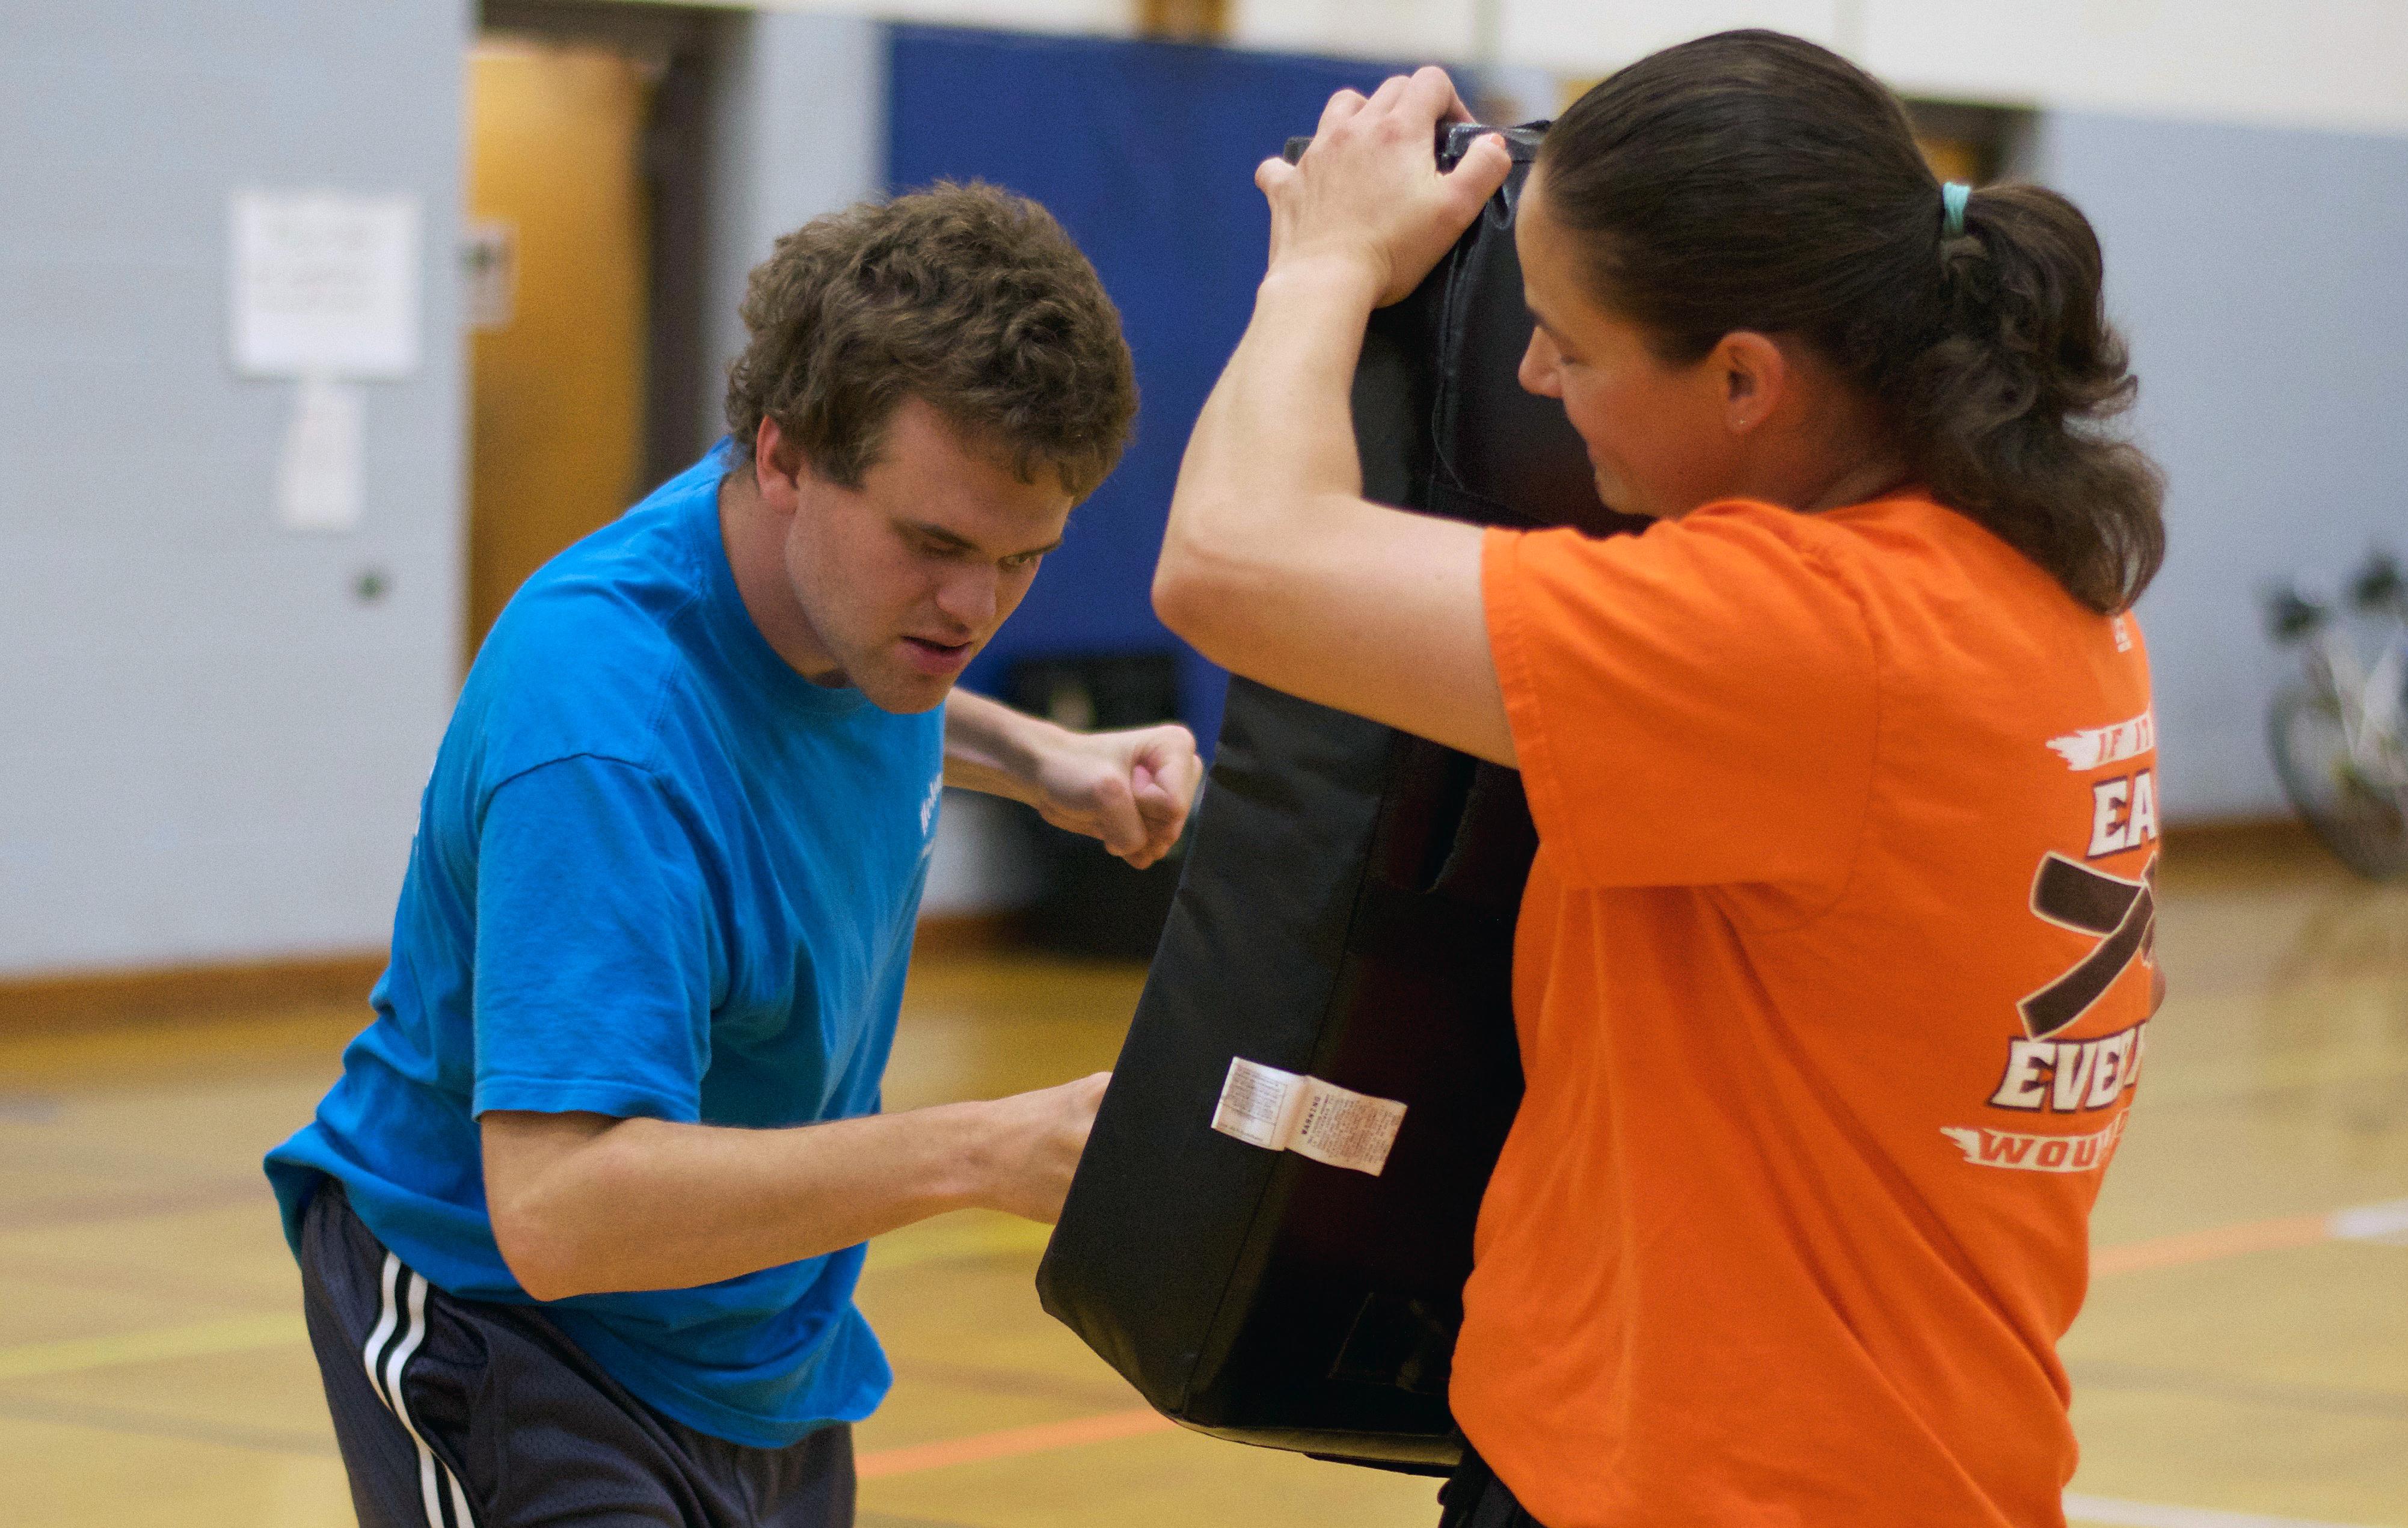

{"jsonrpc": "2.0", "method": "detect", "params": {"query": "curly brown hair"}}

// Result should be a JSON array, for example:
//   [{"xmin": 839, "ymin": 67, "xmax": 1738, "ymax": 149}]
[{"xmin": 723, "ymin": 182, "xmax": 1137, "ymax": 500}]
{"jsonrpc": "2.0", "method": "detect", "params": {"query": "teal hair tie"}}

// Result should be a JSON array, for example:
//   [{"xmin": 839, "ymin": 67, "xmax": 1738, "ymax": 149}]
[{"xmin": 1941, "ymin": 180, "xmax": 1971, "ymax": 238}]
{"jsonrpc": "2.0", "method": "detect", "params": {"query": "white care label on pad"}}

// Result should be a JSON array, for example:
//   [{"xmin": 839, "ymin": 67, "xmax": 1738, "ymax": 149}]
[
  {"xmin": 1291, "ymin": 1085, "xmax": 1410, "ymax": 1173},
  {"xmin": 1210, "ymin": 1058, "xmax": 1407, "ymax": 1176}
]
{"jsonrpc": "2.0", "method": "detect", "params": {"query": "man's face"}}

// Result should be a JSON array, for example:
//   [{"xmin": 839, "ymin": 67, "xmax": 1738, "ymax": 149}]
[{"xmin": 778, "ymin": 399, "xmax": 1073, "ymax": 714}]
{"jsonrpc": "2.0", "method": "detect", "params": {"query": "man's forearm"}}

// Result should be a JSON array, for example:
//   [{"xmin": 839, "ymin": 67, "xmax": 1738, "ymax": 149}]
[
  {"xmin": 940, "ymin": 688, "xmax": 1201, "ymax": 868},
  {"xmin": 941, "ymin": 689, "xmax": 1054, "ymax": 803},
  {"xmin": 488, "ymin": 1100, "xmax": 1009, "ymax": 1300}
]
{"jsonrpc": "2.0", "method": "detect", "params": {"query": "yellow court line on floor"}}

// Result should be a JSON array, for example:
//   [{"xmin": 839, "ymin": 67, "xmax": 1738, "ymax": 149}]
[
  {"xmin": 0, "ymin": 1216, "xmax": 1047, "ymax": 1387},
  {"xmin": 858, "ymin": 1406, "xmax": 1175, "ymax": 1479},
  {"xmin": 0, "ymin": 1312, "xmax": 305, "ymax": 1382},
  {"xmin": 864, "ymin": 1214, "xmax": 1051, "ymax": 1273}
]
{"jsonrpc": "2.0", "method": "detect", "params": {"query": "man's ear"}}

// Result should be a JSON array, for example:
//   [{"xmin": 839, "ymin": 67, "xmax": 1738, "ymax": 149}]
[
  {"xmin": 1715, "ymin": 331, "xmax": 1788, "ymax": 438},
  {"xmin": 753, "ymin": 419, "xmax": 802, "ymax": 511}
]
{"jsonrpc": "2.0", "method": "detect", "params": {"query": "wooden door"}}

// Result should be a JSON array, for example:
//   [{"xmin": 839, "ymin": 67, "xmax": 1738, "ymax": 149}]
[{"xmin": 465, "ymin": 38, "xmax": 651, "ymax": 658}]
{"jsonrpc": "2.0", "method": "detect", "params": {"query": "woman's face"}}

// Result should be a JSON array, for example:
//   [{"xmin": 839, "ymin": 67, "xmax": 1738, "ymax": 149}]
[{"xmin": 1514, "ymin": 176, "xmax": 1735, "ymax": 521}]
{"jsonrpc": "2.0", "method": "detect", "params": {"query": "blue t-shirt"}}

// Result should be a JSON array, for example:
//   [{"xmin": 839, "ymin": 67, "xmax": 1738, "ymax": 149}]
[{"xmin": 265, "ymin": 445, "xmax": 945, "ymax": 1447}]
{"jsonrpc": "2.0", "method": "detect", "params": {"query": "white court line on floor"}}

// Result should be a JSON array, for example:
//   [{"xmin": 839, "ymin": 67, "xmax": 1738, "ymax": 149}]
[
  {"xmin": 2329, "ymin": 1196, "xmax": 2408, "ymax": 1246},
  {"xmin": 2066, "ymin": 1493, "xmax": 2391, "ymax": 1528}
]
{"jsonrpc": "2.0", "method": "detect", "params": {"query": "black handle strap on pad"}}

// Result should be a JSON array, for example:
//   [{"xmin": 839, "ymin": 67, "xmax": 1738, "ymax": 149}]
[{"xmin": 1036, "ymin": 121, "xmax": 1646, "ymax": 1473}]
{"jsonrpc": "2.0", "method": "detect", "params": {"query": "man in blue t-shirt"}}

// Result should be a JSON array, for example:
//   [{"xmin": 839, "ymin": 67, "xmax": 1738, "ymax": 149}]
[{"xmin": 266, "ymin": 185, "xmax": 1193, "ymax": 1528}]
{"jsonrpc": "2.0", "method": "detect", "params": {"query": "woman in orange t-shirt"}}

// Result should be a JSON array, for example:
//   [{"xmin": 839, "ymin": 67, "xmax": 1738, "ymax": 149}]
[{"xmin": 1152, "ymin": 28, "xmax": 2169, "ymax": 1528}]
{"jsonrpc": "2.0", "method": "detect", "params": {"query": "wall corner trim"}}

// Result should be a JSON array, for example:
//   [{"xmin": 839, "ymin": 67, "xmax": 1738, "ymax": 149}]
[{"xmin": 0, "ymin": 953, "xmax": 390, "ymax": 1035}]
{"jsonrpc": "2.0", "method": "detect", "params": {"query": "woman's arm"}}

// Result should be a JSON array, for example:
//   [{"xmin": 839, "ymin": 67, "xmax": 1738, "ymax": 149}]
[{"xmin": 1152, "ymin": 68, "xmax": 1517, "ymax": 767}]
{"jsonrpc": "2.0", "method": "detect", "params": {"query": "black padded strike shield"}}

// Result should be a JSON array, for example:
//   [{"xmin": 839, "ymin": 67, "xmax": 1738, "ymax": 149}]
[{"xmin": 1036, "ymin": 123, "xmax": 1642, "ymax": 1471}]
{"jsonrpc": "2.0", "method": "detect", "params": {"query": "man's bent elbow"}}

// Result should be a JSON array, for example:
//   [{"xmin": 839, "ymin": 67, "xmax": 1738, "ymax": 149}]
[
  {"xmin": 481, "ymin": 1108, "xmax": 625, "ymax": 1301},
  {"xmin": 491, "ymin": 1198, "xmax": 592, "ymax": 1302}
]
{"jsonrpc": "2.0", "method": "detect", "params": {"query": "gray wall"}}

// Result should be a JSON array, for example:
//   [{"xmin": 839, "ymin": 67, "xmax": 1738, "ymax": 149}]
[
  {"xmin": 2030, "ymin": 112, "xmax": 2408, "ymax": 821},
  {"xmin": 701, "ymin": 9, "xmax": 887, "ymax": 449},
  {"xmin": 0, "ymin": 1, "xmax": 472, "ymax": 975}
]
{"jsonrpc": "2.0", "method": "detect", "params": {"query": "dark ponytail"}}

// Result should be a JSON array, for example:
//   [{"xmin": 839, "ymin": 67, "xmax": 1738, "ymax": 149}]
[{"xmin": 1537, "ymin": 30, "xmax": 2166, "ymax": 613}]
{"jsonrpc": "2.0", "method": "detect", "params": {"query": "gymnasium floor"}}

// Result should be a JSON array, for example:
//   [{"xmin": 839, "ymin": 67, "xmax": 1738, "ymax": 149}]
[{"xmin": 1, "ymin": 844, "xmax": 2401, "ymax": 1527}]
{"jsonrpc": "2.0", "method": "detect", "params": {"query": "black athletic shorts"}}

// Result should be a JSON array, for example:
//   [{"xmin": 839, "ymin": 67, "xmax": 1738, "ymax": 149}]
[
  {"xmin": 298, "ymin": 1177, "xmax": 856, "ymax": 1528},
  {"xmin": 1437, "ymin": 1443, "xmax": 1550, "ymax": 1528}
]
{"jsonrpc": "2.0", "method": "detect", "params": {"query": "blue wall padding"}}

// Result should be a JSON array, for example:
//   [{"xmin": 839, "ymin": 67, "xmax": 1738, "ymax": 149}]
[{"xmin": 887, "ymin": 25, "xmax": 1408, "ymax": 749}]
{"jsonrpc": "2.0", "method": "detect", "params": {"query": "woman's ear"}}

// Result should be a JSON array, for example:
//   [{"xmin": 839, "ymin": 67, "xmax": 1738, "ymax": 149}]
[{"xmin": 1713, "ymin": 331, "xmax": 1789, "ymax": 438}]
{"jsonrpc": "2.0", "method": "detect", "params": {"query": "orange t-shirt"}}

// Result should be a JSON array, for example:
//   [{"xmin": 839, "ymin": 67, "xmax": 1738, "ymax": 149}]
[{"xmin": 1461, "ymin": 495, "xmax": 2158, "ymax": 1528}]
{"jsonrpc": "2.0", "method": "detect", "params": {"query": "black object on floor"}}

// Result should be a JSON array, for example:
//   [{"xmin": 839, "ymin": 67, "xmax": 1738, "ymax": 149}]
[
  {"xmin": 1002, "ymin": 652, "xmax": 1191, "ymax": 961},
  {"xmin": 1037, "ymin": 122, "xmax": 1645, "ymax": 1471}
]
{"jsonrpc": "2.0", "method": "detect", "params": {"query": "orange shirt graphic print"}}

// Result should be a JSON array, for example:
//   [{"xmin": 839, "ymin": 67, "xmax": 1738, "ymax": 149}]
[{"xmin": 1949, "ymin": 707, "xmax": 2160, "ymax": 1173}]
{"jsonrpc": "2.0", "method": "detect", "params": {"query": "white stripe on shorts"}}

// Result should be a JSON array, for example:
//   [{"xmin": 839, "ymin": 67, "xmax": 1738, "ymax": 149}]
[
  {"xmin": 362, "ymin": 1252, "xmax": 402, "ymax": 1410},
  {"xmin": 361, "ymin": 1251, "xmax": 474, "ymax": 1528}
]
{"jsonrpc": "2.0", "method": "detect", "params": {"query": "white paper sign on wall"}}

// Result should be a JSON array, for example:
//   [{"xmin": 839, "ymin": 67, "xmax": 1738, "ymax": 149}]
[{"xmin": 230, "ymin": 191, "xmax": 423, "ymax": 379}]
